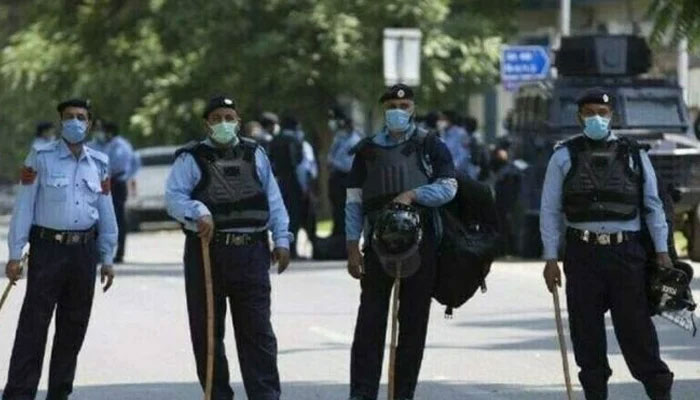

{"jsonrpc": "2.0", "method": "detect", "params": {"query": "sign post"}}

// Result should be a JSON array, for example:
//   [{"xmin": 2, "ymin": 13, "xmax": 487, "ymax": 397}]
[
  {"xmin": 501, "ymin": 45, "xmax": 551, "ymax": 92},
  {"xmin": 383, "ymin": 28, "xmax": 422, "ymax": 87}
]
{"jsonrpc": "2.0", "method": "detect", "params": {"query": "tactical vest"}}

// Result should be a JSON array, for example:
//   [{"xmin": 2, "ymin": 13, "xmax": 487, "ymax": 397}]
[
  {"xmin": 358, "ymin": 130, "xmax": 431, "ymax": 215},
  {"xmin": 177, "ymin": 140, "xmax": 269, "ymax": 230},
  {"xmin": 562, "ymin": 136, "xmax": 642, "ymax": 223}
]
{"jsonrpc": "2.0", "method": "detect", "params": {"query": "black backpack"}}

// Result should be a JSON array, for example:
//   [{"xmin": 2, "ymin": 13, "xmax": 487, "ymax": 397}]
[{"xmin": 433, "ymin": 174, "xmax": 501, "ymax": 317}]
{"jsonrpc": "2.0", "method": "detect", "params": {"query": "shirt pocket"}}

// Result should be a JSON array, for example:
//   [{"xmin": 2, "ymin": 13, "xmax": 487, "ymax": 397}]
[
  {"xmin": 82, "ymin": 177, "xmax": 103, "ymax": 204},
  {"xmin": 43, "ymin": 176, "xmax": 69, "ymax": 202}
]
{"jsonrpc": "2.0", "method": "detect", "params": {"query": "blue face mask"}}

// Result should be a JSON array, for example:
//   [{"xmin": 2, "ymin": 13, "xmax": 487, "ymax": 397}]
[
  {"xmin": 583, "ymin": 115, "xmax": 611, "ymax": 140},
  {"xmin": 61, "ymin": 119, "xmax": 88, "ymax": 144},
  {"xmin": 385, "ymin": 109, "xmax": 412, "ymax": 133}
]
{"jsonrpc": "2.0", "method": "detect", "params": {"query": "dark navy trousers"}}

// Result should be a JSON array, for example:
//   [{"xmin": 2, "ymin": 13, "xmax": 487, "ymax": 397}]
[
  {"xmin": 350, "ymin": 228, "xmax": 437, "ymax": 400},
  {"xmin": 3, "ymin": 238, "xmax": 98, "ymax": 400},
  {"xmin": 183, "ymin": 235, "xmax": 280, "ymax": 400},
  {"xmin": 564, "ymin": 236, "xmax": 673, "ymax": 400},
  {"xmin": 110, "ymin": 180, "xmax": 128, "ymax": 263}
]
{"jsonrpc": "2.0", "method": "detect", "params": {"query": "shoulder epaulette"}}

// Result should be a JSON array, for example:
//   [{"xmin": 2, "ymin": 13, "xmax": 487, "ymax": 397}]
[
  {"xmin": 554, "ymin": 134, "xmax": 585, "ymax": 151},
  {"xmin": 86, "ymin": 147, "xmax": 109, "ymax": 165},
  {"xmin": 34, "ymin": 140, "xmax": 59, "ymax": 153},
  {"xmin": 175, "ymin": 140, "xmax": 201, "ymax": 158}
]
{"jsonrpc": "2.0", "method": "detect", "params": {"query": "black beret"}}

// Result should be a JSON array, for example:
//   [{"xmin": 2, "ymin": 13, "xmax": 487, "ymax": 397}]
[
  {"xmin": 576, "ymin": 87, "xmax": 613, "ymax": 107},
  {"xmin": 379, "ymin": 84, "xmax": 415, "ymax": 103},
  {"xmin": 202, "ymin": 95, "xmax": 237, "ymax": 118},
  {"xmin": 57, "ymin": 98, "xmax": 90, "ymax": 113},
  {"xmin": 260, "ymin": 111, "xmax": 279, "ymax": 125}
]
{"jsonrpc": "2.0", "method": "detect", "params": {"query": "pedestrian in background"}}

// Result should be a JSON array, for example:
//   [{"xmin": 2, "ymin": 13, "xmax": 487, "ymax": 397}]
[
  {"xmin": 296, "ymin": 125, "xmax": 319, "ymax": 252},
  {"xmin": 438, "ymin": 110, "xmax": 477, "ymax": 178},
  {"xmin": 3, "ymin": 98, "xmax": 117, "ymax": 400},
  {"xmin": 256, "ymin": 111, "xmax": 279, "ymax": 153},
  {"xmin": 30, "ymin": 121, "xmax": 55, "ymax": 150},
  {"xmin": 88, "ymin": 119, "xmax": 140, "ymax": 263},
  {"xmin": 268, "ymin": 115, "xmax": 304, "ymax": 258},
  {"xmin": 327, "ymin": 107, "xmax": 362, "ymax": 238},
  {"xmin": 165, "ymin": 95, "xmax": 291, "ymax": 400}
]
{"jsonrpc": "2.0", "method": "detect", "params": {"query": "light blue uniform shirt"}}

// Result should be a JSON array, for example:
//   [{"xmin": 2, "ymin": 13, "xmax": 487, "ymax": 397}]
[
  {"xmin": 441, "ymin": 125, "xmax": 471, "ymax": 171},
  {"xmin": 31, "ymin": 136, "xmax": 56, "ymax": 150},
  {"xmin": 345, "ymin": 125, "xmax": 458, "ymax": 241},
  {"xmin": 165, "ymin": 139, "xmax": 292, "ymax": 249},
  {"xmin": 88, "ymin": 135, "xmax": 140, "ymax": 182},
  {"xmin": 8, "ymin": 140, "xmax": 119, "ymax": 264},
  {"xmin": 328, "ymin": 129, "xmax": 362, "ymax": 173},
  {"xmin": 540, "ymin": 134, "xmax": 669, "ymax": 260}
]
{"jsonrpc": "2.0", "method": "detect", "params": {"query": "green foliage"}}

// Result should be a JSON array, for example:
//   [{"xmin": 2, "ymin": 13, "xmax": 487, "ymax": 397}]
[
  {"xmin": 649, "ymin": 0, "xmax": 700, "ymax": 49},
  {"xmin": 0, "ymin": 0, "xmax": 516, "ymax": 180}
]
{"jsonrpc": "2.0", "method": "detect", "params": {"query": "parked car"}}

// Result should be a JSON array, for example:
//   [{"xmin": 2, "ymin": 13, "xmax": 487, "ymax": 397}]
[{"xmin": 126, "ymin": 145, "xmax": 179, "ymax": 231}]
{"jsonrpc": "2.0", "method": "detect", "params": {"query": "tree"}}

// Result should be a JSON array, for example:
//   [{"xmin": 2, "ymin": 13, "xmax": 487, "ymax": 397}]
[
  {"xmin": 0, "ymin": 0, "xmax": 516, "ymax": 183},
  {"xmin": 649, "ymin": 0, "xmax": 700, "ymax": 48}
]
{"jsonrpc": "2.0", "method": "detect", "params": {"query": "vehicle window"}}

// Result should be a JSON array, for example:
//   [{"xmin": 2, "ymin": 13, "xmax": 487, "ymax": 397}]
[
  {"xmin": 625, "ymin": 97, "xmax": 682, "ymax": 127},
  {"xmin": 141, "ymin": 152, "xmax": 176, "ymax": 166},
  {"xmin": 559, "ymin": 97, "xmax": 579, "ymax": 126}
]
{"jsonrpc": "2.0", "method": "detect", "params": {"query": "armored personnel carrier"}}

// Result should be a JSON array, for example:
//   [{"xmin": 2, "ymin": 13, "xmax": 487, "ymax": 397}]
[{"xmin": 505, "ymin": 35, "xmax": 700, "ymax": 259}]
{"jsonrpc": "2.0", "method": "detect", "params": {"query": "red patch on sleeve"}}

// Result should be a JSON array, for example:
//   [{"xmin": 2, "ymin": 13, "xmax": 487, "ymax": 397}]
[
  {"xmin": 101, "ymin": 178, "xmax": 111, "ymax": 195},
  {"xmin": 19, "ymin": 167, "xmax": 37, "ymax": 185}
]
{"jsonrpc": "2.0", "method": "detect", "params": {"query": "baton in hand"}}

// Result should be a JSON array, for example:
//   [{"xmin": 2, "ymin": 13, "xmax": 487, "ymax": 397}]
[{"xmin": 553, "ymin": 286, "xmax": 574, "ymax": 400}]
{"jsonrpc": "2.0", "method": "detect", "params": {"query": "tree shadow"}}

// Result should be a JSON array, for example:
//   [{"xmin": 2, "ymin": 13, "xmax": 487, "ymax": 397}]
[{"xmin": 5, "ymin": 379, "xmax": 697, "ymax": 400}]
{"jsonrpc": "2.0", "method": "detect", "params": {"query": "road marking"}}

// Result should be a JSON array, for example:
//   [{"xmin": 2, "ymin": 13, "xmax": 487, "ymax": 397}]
[{"xmin": 309, "ymin": 326, "xmax": 353, "ymax": 343}]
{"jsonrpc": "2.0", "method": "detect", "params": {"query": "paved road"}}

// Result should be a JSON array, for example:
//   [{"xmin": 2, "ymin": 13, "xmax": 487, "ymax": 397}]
[{"xmin": 0, "ymin": 227, "xmax": 698, "ymax": 399}]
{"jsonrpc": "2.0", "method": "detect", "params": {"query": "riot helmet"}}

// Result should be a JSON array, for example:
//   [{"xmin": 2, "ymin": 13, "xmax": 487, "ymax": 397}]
[{"xmin": 371, "ymin": 202, "xmax": 423, "ymax": 278}]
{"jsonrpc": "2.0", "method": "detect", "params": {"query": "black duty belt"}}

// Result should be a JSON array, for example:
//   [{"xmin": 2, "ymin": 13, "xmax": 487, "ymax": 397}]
[
  {"xmin": 30, "ymin": 225, "xmax": 97, "ymax": 245},
  {"xmin": 214, "ymin": 231, "xmax": 267, "ymax": 246},
  {"xmin": 186, "ymin": 230, "xmax": 268, "ymax": 246},
  {"xmin": 566, "ymin": 227, "xmax": 639, "ymax": 246}
]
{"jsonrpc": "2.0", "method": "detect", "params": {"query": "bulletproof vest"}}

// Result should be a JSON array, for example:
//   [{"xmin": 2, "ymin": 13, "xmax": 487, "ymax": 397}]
[
  {"xmin": 562, "ymin": 136, "xmax": 642, "ymax": 223},
  {"xmin": 360, "ymin": 131, "xmax": 430, "ymax": 214},
  {"xmin": 177, "ymin": 140, "xmax": 269, "ymax": 230}
]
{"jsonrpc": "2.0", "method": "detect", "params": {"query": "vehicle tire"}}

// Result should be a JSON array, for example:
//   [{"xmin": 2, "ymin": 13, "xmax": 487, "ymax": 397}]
[
  {"xmin": 126, "ymin": 210, "xmax": 141, "ymax": 233},
  {"xmin": 688, "ymin": 205, "xmax": 700, "ymax": 262}
]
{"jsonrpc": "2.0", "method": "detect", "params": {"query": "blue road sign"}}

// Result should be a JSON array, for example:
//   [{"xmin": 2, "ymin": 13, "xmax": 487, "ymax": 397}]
[{"xmin": 501, "ymin": 46, "xmax": 551, "ymax": 83}]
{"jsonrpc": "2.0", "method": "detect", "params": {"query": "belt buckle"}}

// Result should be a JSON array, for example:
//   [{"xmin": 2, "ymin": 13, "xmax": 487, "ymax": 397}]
[
  {"xmin": 597, "ymin": 234, "xmax": 611, "ymax": 246},
  {"xmin": 54, "ymin": 233, "xmax": 64, "ymax": 243},
  {"xmin": 231, "ymin": 235, "xmax": 245, "ymax": 246},
  {"xmin": 581, "ymin": 230, "xmax": 590, "ymax": 243}
]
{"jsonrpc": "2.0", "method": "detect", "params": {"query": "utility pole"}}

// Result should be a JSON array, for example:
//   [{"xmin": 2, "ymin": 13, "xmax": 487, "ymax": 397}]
[
  {"xmin": 560, "ymin": 0, "xmax": 571, "ymax": 37},
  {"xmin": 678, "ymin": 38, "xmax": 689, "ymax": 104}
]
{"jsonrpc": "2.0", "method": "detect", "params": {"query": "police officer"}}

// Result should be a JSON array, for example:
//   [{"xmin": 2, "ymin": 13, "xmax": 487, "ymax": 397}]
[
  {"xmin": 88, "ymin": 119, "xmax": 140, "ymax": 263},
  {"xmin": 540, "ymin": 88, "xmax": 674, "ymax": 400},
  {"xmin": 256, "ymin": 111, "xmax": 279, "ymax": 153},
  {"xmin": 268, "ymin": 115, "xmax": 304, "ymax": 258},
  {"xmin": 296, "ymin": 127, "xmax": 319, "ymax": 247},
  {"xmin": 327, "ymin": 107, "xmax": 362, "ymax": 237},
  {"xmin": 165, "ymin": 95, "xmax": 291, "ymax": 400},
  {"xmin": 345, "ymin": 84, "xmax": 457, "ymax": 400},
  {"xmin": 4, "ymin": 98, "xmax": 118, "ymax": 400},
  {"xmin": 31, "ymin": 121, "xmax": 55, "ymax": 150}
]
